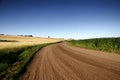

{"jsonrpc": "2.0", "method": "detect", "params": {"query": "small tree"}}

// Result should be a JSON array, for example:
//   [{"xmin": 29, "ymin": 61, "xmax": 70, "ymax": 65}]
[{"xmin": 48, "ymin": 36, "xmax": 50, "ymax": 38}]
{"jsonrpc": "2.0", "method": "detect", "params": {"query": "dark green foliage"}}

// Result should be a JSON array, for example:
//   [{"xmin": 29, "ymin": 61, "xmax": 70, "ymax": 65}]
[
  {"xmin": 0, "ymin": 43, "xmax": 52, "ymax": 80},
  {"xmin": 68, "ymin": 37, "xmax": 120, "ymax": 54},
  {"xmin": 0, "ymin": 47, "xmax": 27, "ymax": 72},
  {"xmin": 0, "ymin": 63, "xmax": 8, "ymax": 72}
]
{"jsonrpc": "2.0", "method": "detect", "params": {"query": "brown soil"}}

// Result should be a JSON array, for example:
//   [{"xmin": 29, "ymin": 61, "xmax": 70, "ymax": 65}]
[{"xmin": 20, "ymin": 42, "xmax": 120, "ymax": 80}]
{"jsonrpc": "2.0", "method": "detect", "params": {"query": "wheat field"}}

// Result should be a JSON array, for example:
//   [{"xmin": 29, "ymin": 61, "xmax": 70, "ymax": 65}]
[{"xmin": 0, "ymin": 35, "xmax": 63, "ymax": 49}]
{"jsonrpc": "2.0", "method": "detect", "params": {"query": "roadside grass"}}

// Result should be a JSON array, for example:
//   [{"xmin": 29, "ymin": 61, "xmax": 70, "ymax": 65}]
[
  {"xmin": 68, "ymin": 38, "xmax": 120, "ymax": 54},
  {"xmin": 0, "ymin": 43, "xmax": 55, "ymax": 80}
]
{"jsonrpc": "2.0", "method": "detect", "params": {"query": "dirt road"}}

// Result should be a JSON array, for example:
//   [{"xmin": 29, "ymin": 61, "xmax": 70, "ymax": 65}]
[{"xmin": 20, "ymin": 42, "xmax": 120, "ymax": 80}]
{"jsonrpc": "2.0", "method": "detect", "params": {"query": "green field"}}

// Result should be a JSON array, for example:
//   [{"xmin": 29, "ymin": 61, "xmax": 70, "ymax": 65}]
[
  {"xmin": 68, "ymin": 37, "xmax": 120, "ymax": 54},
  {"xmin": 0, "ymin": 43, "xmax": 55, "ymax": 80}
]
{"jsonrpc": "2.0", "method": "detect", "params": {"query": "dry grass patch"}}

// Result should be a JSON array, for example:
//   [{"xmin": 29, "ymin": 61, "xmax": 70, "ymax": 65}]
[{"xmin": 0, "ymin": 35, "xmax": 64, "ymax": 49}]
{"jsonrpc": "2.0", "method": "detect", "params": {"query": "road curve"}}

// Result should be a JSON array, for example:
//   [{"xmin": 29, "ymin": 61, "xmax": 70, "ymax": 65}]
[{"xmin": 20, "ymin": 42, "xmax": 120, "ymax": 80}]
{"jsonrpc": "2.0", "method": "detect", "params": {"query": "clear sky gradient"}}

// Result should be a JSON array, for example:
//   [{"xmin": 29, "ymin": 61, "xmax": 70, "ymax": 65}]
[{"xmin": 0, "ymin": 0, "xmax": 120, "ymax": 39}]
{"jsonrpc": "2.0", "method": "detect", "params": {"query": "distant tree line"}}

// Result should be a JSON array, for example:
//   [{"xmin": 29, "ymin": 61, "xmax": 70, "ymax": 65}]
[
  {"xmin": 17, "ymin": 35, "xmax": 33, "ymax": 37},
  {"xmin": 0, "ymin": 34, "xmax": 33, "ymax": 37},
  {"xmin": 0, "ymin": 34, "xmax": 5, "ymax": 35}
]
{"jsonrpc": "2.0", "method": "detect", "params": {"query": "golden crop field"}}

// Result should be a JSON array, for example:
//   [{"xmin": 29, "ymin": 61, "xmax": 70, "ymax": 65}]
[{"xmin": 0, "ymin": 35, "xmax": 64, "ymax": 49}]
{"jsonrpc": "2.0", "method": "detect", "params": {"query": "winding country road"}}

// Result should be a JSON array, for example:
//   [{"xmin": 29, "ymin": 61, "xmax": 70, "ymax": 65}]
[{"xmin": 20, "ymin": 42, "xmax": 120, "ymax": 80}]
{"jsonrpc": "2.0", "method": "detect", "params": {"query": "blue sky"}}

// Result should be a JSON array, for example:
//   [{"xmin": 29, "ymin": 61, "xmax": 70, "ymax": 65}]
[{"xmin": 0, "ymin": 0, "xmax": 120, "ymax": 39}]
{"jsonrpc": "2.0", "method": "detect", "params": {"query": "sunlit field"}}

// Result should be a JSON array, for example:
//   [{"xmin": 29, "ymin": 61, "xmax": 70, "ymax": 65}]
[
  {"xmin": 0, "ymin": 35, "xmax": 63, "ymax": 79},
  {"xmin": 68, "ymin": 37, "xmax": 120, "ymax": 54},
  {"xmin": 0, "ymin": 35, "xmax": 63, "ymax": 49}
]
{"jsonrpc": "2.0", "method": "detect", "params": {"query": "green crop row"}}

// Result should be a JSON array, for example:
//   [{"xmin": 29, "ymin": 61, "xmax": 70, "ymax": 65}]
[
  {"xmin": 68, "ymin": 37, "xmax": 120, "ymax": 54},
  {"xmin": 0, "ymin": 43, "xmax": 54, "ymax": 80}
]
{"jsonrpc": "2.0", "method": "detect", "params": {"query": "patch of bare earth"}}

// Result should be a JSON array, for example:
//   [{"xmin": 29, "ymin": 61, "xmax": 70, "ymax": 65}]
[{"xmin": 20, "ymin": 42, "xmax": 120, "ymax": 80}]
